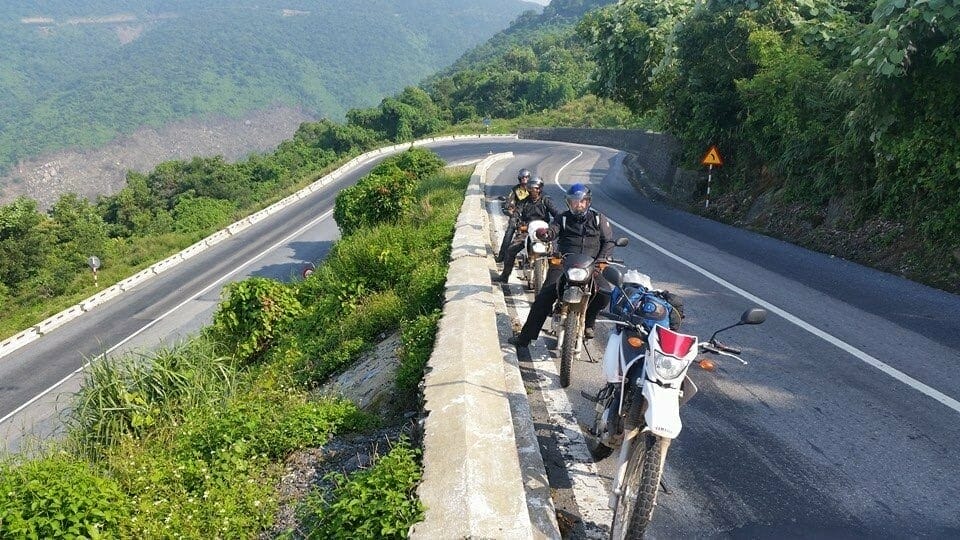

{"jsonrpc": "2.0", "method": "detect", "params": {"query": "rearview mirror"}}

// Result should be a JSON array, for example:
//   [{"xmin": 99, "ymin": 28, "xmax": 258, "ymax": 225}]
[
  {"xmin": 602, "ymin": 265, "xmax": 623, "ymax": 288},
  {"xmin": 740, "ymin": 308, "xmax": 767, "ymax": 325}
]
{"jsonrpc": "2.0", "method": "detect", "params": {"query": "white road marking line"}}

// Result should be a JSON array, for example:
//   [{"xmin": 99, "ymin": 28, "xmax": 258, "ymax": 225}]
[
  {"xmin": 0, "ymin": 209, "xmax": 335, "ymax": 427},
  {"xmin": 607, "ymin": 216, "xmax": 960, "ymax": 415}
]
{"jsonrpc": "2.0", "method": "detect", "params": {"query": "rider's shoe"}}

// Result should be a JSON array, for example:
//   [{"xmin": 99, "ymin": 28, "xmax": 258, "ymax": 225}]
[{"xmin": 584, "ymin": 327, "xmax": 595, "ymax": 340}]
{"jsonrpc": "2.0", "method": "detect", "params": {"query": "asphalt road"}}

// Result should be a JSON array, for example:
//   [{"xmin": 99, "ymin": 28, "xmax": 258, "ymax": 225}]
[
  {"xmin": 3, "ymin": 137, "xmax": 959, "ymax": 540},
  {"xmin": 488, "ymin": 143, "xmax": 960, "ymax": 538}
]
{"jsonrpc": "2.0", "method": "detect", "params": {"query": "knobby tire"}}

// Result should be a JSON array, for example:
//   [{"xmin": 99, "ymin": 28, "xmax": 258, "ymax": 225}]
[
  {"xmin": 611, "ymin": 433, "xmax": 666, "ymax": 539},
  {"xmin": 560, "ymin": 309, "xmax": 581, "ymax": 388}
]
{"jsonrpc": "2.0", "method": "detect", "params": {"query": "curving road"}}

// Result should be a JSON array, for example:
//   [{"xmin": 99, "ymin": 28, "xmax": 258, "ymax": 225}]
[
  {"xmin": 486, "ymin": 143, "xmax": 960, "ymax": 538},
  {"xmin": 2, "ymin": 137, "xmax": 959, "ymax": 539}
]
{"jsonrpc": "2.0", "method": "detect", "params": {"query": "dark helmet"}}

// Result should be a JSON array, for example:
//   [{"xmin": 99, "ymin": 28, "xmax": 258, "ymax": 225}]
[
  {"xmin": 527, "ymin": 176, "xmax": 544, "ymax": 190},
  {"xmin": 517, "ymin": 168, "xmax": 532, "ymax": 183},
  {"xmin": 565, "ymin": 183, "xmax": 591, "ymax": 215}
]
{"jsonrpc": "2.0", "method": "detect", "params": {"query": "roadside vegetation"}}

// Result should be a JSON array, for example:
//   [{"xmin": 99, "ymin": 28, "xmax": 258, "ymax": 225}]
[{"xmin": 0, "ymin": 148, "xmax": 460, "ymax": 537}]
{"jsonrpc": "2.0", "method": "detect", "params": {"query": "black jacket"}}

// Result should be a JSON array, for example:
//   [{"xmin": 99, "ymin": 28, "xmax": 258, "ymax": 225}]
[
  {"xmin": 518, "ymin": 195, "xmax": 561, "ymax": 224},
  {"xmin": 546, "ymin": 208, "xmax": 614, "ymax": 260}
]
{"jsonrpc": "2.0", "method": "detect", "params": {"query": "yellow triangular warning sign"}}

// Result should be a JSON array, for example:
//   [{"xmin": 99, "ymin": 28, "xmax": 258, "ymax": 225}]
[{"xmin": 701, "ymin": 145, "xmax": 723, "ymax": 166}]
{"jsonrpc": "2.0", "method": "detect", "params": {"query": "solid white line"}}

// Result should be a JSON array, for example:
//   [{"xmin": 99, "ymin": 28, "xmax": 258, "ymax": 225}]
[
  {"xmin": 606, "ymin": 216, "xmax": 960, "ymax": 415},
  {"xmin": 0, "ymin": 209, "xmax": 336, "ymax": 427}
]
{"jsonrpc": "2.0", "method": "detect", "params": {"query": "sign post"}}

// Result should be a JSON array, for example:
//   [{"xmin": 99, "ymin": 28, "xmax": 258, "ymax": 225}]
[
  {"xmin": 87, "ymin": 255, "xmax": 101, "ymax": 288},
  {"xmin": 700, "ymin": 145, "xmax": 723, "ymax": 208}
]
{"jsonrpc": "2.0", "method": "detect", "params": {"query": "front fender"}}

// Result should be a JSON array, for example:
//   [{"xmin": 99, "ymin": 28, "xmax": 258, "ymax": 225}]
[{"xmin": 642, "ymin": 380, "xmax": 682, "ymax": 439}]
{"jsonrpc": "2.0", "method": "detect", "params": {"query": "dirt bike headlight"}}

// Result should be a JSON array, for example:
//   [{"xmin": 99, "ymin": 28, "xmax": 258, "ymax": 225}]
[
  {"xmin": 566, "ymin": 267, "xmax": 590, "ymax": 282},
  {"xmin": 532, "ymin": 242, "xmax": 549, "ymax": 254},
  {"xmin": 652, "ymin": 350, "xmax": 687, "ymax": 380}
]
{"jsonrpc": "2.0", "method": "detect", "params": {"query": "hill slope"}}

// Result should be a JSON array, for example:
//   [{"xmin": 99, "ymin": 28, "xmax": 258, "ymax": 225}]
[{"xmin": 0, "ymin": 0, "xmax": 539, "ymax": 174}]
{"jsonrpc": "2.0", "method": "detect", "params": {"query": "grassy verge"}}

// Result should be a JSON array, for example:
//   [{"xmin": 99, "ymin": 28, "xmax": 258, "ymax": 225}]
[{"xmin": 0, "ymin": 149, "xmax": 467, "ymax": 538}]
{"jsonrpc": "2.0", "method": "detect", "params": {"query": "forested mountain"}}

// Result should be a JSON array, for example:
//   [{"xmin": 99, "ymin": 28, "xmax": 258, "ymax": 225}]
[{"xmin": 0, "ymin": 0, "xmax": 539, "ymax": 173}]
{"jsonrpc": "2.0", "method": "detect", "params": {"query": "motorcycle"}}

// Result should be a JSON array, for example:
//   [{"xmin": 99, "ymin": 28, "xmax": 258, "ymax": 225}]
[
  {"xmin": 550, "ymin": 238, "xmax": 628, "ymax": 388},
  {"xmin": 585, "ymin": 265, "xmax": 767, "ymax": 538},
  {"xmin": 516, "ymin": 219, "xmax": 551, "ymax": 294}
]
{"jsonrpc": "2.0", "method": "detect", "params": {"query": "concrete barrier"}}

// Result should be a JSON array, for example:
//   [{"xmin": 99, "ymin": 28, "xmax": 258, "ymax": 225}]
[
  {"xmin": 411, "ymin": 152, "xmax": 560, "ymax": 539},
  {"xmin": 117, "ymin": 269, "xmax": 153, "ymax": 291},
  {"xmin": 33, "ymin": 305, "xmax": 84, "ymax": 336},
  {"xmin": 80, "ymin": 286, "xmax": 123, "ymax": 311},
  {"xmin": 0, "ymin": 329, "xmax": 40, "ymax": 358}
]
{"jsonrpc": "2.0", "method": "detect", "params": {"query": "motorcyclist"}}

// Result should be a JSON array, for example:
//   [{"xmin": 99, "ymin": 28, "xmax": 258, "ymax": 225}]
[
  {"xmin": 508, "ymin": 183, "xmax": 615, "ymax": 348},
  {"xmin": 493, "ymin": 176, "xmax": 561, "ymax": 283},
  {"xmin": 495, "ymin": 168, "xmax": 532, "ymax": 262}
]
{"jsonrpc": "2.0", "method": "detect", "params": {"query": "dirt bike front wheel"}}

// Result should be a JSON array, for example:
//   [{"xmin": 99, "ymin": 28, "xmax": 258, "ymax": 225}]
[
  {"xmin": 559, "ymin": 309, "xmax": 581, "ymax": 388},
  {"xmin": 610, "ymin": 433, "xmax": 668, "ymax": 540}
]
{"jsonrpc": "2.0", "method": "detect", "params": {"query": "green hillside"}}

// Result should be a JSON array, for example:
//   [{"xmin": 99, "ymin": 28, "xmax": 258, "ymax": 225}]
[{"xmin": 0, "ymin": 0, "xmax": 537, "ymax": 172}]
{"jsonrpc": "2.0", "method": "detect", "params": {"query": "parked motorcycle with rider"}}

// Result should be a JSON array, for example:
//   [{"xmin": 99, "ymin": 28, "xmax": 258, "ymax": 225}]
[{"xmin": 584, "ymin": 265, "xmax": 767, "ymax": 538}]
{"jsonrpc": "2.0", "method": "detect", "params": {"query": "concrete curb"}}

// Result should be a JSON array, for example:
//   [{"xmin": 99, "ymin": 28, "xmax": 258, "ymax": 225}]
[{"xmin": 412, "ymin": 153, "xmax": 560, "ymax": 539}]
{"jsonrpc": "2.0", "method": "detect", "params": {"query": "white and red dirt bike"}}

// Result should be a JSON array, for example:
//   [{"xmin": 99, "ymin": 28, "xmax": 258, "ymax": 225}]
[{"xmin": 586, "ymin": 266, "xmax": 767, "ymax": 539}]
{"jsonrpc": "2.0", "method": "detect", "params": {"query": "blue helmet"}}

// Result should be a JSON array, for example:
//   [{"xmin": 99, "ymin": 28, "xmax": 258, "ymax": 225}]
[{"xmin": 565, "ymin": 183, "xmax": 591, "ymax": 214}]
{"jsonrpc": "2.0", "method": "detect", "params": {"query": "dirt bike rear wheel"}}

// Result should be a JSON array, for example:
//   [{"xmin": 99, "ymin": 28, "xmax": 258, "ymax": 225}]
[
  {"xmin": 611, "ymin": 433, "xmax": 666, "ymax": 539},
  {"xmin": 559, "ymin": 311, "xmax": 581, "ymax": 388}
]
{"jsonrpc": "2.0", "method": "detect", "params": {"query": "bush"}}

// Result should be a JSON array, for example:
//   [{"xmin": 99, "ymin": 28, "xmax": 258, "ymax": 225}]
[
  {"xmin": 66, "ymin": 338, "xmax": 237, "ymax": 458},
  {"xmin": 0, "ymin": 455, "xmax": 130, "ymax": 538},
  {"xmin": 211, "ymin": 277, "xmax": 303, "ymax": 364},
  {"xmin": 299, "ymin": 439, "xmax": 425, "ymax": 539},
  {"xmin": 176, "ymin": 392, "xmax": 372, "ymax": 462},
  {"xmin": 396, "ymin": 311, "xmax": 442, "ymax": 393}
]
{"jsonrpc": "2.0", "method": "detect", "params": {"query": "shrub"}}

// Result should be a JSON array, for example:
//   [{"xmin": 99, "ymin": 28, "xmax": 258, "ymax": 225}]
[
  {"xmin": 176, "ymin": 392, "xmax": 372, "ymax": 462},
  {"xmin": 0, "ymin": 454, "xmax": 130, "ymax": 538},
  {"xmin": 396, "ymin": 311, "xmax": 442, "ymax": 393},
  {"xmin": 211, "ymin": 277, "xmax": 303, "ymax": 364},
  {"xmin": 299, "ymin": 439, "xmax": 425, "ymax": 539},
  {"xmin": 66, "ymin": 338, "xmax": 237, "ymax": 458},
  {"xmin": 105, "ymin": 437, "xmax": 277, "ymax": 538}
]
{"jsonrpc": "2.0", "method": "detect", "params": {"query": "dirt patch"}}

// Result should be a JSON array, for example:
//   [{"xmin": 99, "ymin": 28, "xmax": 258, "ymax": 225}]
[{"xmin": 0, "ymin": 105, "xmax": 316, "ymax": 209}]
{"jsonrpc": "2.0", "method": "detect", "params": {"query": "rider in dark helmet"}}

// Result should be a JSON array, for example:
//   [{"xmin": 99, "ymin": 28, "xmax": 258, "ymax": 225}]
[
  {"xmin": 495, "ymin": 168, "xmax": 533, "ymax": 262},
  {"xmin": 508, "ymin": 182, "xmax": 615, "ymax": 348},
  {"xmin": 493, "ymin": 176, "xmax": 561, "ymax": 282}
]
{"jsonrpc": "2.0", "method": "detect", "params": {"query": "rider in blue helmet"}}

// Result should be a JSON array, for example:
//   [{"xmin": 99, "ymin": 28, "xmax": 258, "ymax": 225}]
[
  {"xmin": 564, "ymin": 183, "xmax": 591, "ymax": 216},
  {"xmin": 507, "ymin": 182, "xmax": 616, "ymax": 348}
]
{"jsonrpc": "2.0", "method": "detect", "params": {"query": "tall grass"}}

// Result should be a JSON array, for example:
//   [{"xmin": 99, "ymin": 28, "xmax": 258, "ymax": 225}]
[{"xmin": 65, "ymin": 336, "xmax": 237, "ymax": 459}]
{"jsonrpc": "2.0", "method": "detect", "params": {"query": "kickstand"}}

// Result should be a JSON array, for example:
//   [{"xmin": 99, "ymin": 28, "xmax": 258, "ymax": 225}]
[
  {"xmin": 583, "ymin": 343, "xmax": 599, "ymax": 363},
  {"xmin": 659, "ymin": 477, "xmax": 671, "ymax": 495}
]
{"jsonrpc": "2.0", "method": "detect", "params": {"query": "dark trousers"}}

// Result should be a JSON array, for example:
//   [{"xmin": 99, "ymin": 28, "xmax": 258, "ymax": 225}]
[
  {"xmin": 517, "ymin": 267, "xmax": 609, "ymax": 343},
  {"xmin": 499, "ymin": 237, "xmax": 525, "ymax": 280},
  {"xmin": 497, "ymin": 220, "xmax": 517, "ymax": 261}
]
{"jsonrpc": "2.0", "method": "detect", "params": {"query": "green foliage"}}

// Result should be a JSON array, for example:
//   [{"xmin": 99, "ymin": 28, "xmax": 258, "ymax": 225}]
[
  {"xmin": 176, "ymin": 392, "xmax": 373, "ymax": 462},
  {"xmin": 106, "ymin": 434, "xmax": 277, "ymax": 537},
  {"xmin": 735, "ymin": 29, "xmax": 856, "ymax": 199},
  {"xmin": 66, "ymin": 338, "xmax": 238, "ymax": 459},
  {"xmin": 396, "ymin": 311, "xmax": 443, "ymax": 393},
  {"xmin": 578, "ymin": 0, "xmax": 694, "ymax": 114},
  {"xmin": 172, "ymin": 194, "xmax": 237, "ymax": 234},
  {"xmin": 0, "ymin": 197, "xmax": 50, "ymax": 290},
  {"xmin": 334, "ymin": 149, "xmax": 442, "ymax": 235},
  {"xmin": 211, "ymin": 277, "xmax": 303, "ymax": 364},
  {"xmin": 300, "ymin": 439, "xmax": 425, "ymax": 539},
  {"xmin": 0, "ymin": 455, "xmax": 130, "ymax": 538}
]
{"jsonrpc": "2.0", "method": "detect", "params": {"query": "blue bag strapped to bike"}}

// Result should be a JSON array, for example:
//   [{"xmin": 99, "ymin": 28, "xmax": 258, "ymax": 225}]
[{"xmin": 609, "ymin": 270, "xmax": 682, "ymax": 330}]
